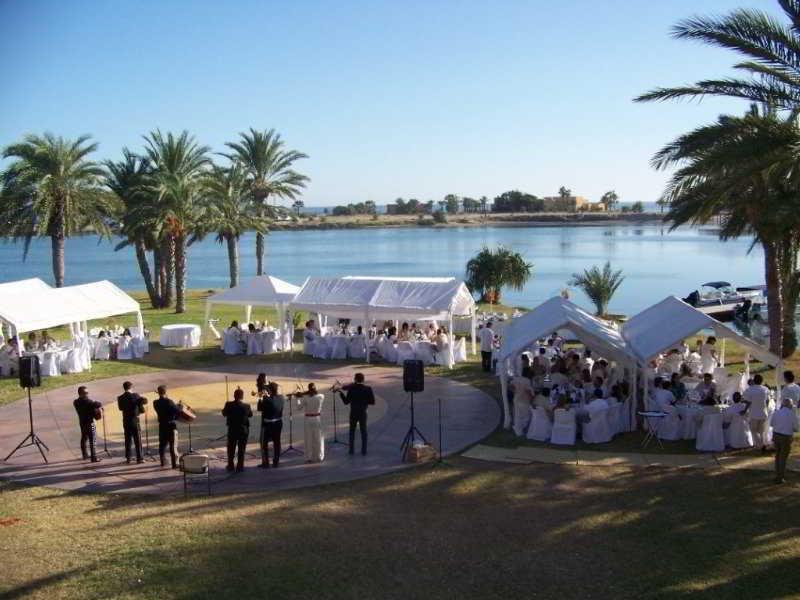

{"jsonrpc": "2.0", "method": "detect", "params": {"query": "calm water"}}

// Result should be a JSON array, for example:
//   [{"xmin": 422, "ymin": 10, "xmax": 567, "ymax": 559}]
[{"xmin": 0, "ymin": 225, "xmax": 764, "ymax": 316}]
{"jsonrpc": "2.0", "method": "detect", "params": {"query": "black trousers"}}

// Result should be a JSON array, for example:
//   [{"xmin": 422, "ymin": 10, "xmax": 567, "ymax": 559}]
[
  {"xmin": 481, "ymin": 351, "xmax": 493, "ymax": 372},
  {"xmin": 227, "ymin": 428, "xmax": 248, "ymax": 470},
  {"xmin": 774, "ymin": 432, "xmax": 793, "ymax": 481},
  {"xmin": 349, "ymin": 412, "xmax": 368, "ymax": 455},
  {"xmin": 122, "ymin": 417, "xmax": 142, "ymax": 462},
  {"xmin": 79, "ymin": 421, "xmax": 96, "ymax": 460},
  {"xmin": 158, "ymin": 423, "xmax": 177, "ymax": 467},
  {"xmin": 262, "ymin": 421, "xmax": 282, "ymax": 466}
]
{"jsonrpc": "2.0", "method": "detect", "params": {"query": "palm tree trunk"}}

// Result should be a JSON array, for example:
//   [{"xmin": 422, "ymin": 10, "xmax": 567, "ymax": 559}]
[
  {"xmin": 227, "ymin": 235, "xmax": 239, "ymax": 288},
  {"xmin": 162, "ymin": 236, "xmax": 175, "ymax": 309},
  {"xmin": 134, "ymin": 239, "xmax": 158, "ymax": 308},
  {"xmin": 51, "ymin": 234, "xmax": 65, "ymax": 287},
  {"xmin": 174, "ymin": 232, "xmax": 187, "ymax": 314},
  {"xmin": 152, "ymin": 248, "xmax": 162, "ymax": 306},
  {"xmin": 763, "ymin": 240, "xmax": 784, "ymax": 357},
  {"xmin": 255, "ymin": 232, "xmax": 264, "ymax": 276}
]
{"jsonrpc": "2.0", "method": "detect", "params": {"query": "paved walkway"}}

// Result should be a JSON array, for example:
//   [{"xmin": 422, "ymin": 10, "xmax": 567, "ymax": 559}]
[
  {"xmin": 462, "ymin": 443, "xmax": 800, "ymax": 474},
  {"xmin": 0, "ymin": 363, "xmax": 500, "ymax": 496}
]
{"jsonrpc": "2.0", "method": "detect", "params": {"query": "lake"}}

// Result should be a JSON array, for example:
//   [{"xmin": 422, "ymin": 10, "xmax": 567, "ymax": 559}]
[{"xmin": 0, "ymin": 224, "xmax": 764, "ymax": 316}]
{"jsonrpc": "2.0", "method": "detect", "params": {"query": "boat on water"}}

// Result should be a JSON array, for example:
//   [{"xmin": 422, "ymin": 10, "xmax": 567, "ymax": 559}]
[{"xmin": 683, "ymin": 281, "xmax": 766, "ymax": 320}]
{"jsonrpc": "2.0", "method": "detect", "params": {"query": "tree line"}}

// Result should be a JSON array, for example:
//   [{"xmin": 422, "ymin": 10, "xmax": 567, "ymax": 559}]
[{"xmin": 0, "ymin": 128, "xmax": 309, "ymax": 313}]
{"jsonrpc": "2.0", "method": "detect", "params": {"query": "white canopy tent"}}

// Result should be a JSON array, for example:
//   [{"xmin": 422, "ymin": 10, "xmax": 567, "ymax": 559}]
[
  {"xmin": 203, "ymin": 276, "xmax": 300, "ymax": 347},
  {"xmin": 289, "ymin": 276, "xmax": 477, "ymax": 366},
  {"xmin": 0, "ymin": 278, "xmax": 52, "ymax": 340},
  {"xmin": 0, "ymin": 279, "xmax": 143, "ymax": 351},
  {"xmin": 497, "ymin": 296, "xmax": 637, "ymax": 429}
]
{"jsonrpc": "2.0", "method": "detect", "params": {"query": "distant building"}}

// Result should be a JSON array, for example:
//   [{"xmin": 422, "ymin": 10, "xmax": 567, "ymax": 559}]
[{"xmin": 542, "ymin": 195, "xmax": 606, "ymax": 212}]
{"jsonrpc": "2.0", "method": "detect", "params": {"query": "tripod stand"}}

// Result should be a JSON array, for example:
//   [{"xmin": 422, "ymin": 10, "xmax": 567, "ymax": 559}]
[
  {"xmin": 100, "ymin": 408, "xmax": 112, "ymax": 458},
  {"xmin": 400, "ymin": 392, "xmax": 428, "ymax": 462},
  {"xmin": 433, "ymin": 397, "xmax": 452, "ymax": 468},
  {"xmin": 281, "ymin": 395, "xmax": 303, "ymax": 456},
  {"xmin": 4, "ymin": 387, "xmax": 49, "ymax": 464},
  {"xmin": 142, "ymin": 408, "xmax": 157, "ymax": 462}
]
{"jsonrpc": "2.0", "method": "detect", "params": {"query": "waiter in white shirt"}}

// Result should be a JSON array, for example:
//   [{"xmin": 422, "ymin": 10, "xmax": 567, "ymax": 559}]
[
  {"xmin": 770, "ymin": 398, "xmax": 799, "ymax": 484},
  {"xmin": 742, "ymin": 374, "xmax": 770, "ymax": 451},
  {"xmin": 479, "ymin": 322, "xmax": 495, "ymax": 373},
  {"xmin": 782, "ymin": 370, "xmax": 800, "ymax": 407}
]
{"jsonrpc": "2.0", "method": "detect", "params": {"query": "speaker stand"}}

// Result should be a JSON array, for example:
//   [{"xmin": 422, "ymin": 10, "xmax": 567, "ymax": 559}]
[
  {"xmin": 399, "ymin": 392, "xmax": 428, "ymax": 462},
  {"xmin": 4, "ymin": 387, "xmax": 49, "ymax": 464}
]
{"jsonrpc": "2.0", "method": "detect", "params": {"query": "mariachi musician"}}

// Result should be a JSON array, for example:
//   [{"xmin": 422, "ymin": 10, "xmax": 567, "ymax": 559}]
[
  {"xmin": 257, "ymin": 381, "xmax": 285, "ymax": 468},
  {"xmin": 73, "ymin": 385, "xmax": 103, "ymax": 463},
  {"xmin": 291, "ymin": 383, "xmax": 325, "ymax": 463},
  {"xmin": 116, "ymin": 380, "xmax": 147, "ymax": 464},
  {"xmin": 153, "ymin": 384, "xmax": 180, "ymax": 469},
  {"xmin": 334, "ymin": 372, "xmax": 376, "ymax": 456},
  {"xmin": 222, "ymin": 388, "xmax": 252, "ymax": 472}
]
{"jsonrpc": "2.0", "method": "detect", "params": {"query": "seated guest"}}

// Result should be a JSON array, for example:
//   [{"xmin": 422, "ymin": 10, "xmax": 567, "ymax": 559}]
[
  {"xmin": 356, "ymin": 325, "xmax": 364, "ymax": 336},
  {"xmin": 669, "ymin": 372, "xmax": 687, "ymax": 402},
  {"xmin": 302, "ymin": 320, "xmax": 316, "ymax": 355},
  {"xmin": 434, "ymin": 328, "xmax": 448, "ymax": 353},
  {"xmin": 694, "ymin": 373, "xmax": 717, "ymax": 403},
  {"xmin": 587, "ymin": 389, "xmax": 609, "ymax": 412},
  {"xmin": 426, "ymin": 323, "xmax": 436, "ymax": 339},
  {"xmin": 608, "ymin": 384, "xmax": 623, "ymax": 404},
  {"xmin": 663, "ymin": 349, "xmax": 683, "ymax": 374},
  {"xmin": 533, "ymin": 347, "xmax": 549, "ymax": 374},
  {"xmin": 652, "ymin": 378, "xmax": 676, "ymax": 411},
  {"xmin": 549, "ymin": 366, "xmax": 569, "ymax": 389},
  {"xmin": 122, "ymin": 328, "xmax": 132, "ymax": 338},
  {"xmin": 511, "ymin": 372, "xmax": 535, "ymax": 436},
  {"xmin": 534, "ymin": 386, "xmax": 553, "ymax": 416},
  {"xmin": 41, "ymin": 330, "xmax": 56, "ymax": 348},
  {"xmin": 387, "ymin": 326, "xmax": 398, "ymax": 342},
  {"xmin": 591, "ymin": 375, "xmax": 606, "ymax": 398},
  {"xmin": 248, "ymin": 323, "xmax": 257, "ymax": 334},
  {"xmin": 555, "ymin": 394, "xmax": 571, "ymax": 411},
  {"xmin": 566, "ymin": 353, "xmax": 581, "ymax": 379},
  {"xmin": 398, "ymin": 322, "xmax": 411, "ymax": 342},
  {"xmin": 27, "ymin": 331, "xmax": 40, "ymax": 351}
]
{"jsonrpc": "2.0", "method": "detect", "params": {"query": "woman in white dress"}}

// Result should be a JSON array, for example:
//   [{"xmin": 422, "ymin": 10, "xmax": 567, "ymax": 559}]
[
  {"xmin": 295, "ymin": 383, "xmax": 325, "ymax": 463},
  {"xmin": 700, "ymin": 336, "xmax": 718, "ymax": 375},
  {"xmin": 511, "ymin": 372, "xmax": 535, "ymax": 437}
]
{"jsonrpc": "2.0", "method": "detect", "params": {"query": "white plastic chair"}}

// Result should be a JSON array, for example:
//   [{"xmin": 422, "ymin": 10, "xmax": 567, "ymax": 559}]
[
  {"xmin": 41, "ymin": 352, "xmax": 60, "ymax": 377},
  {"xmin": 131, "ymin": 336, "xmax": 147, "ymax": 359},
  {"xmin": 550, "ymin": 408, "xmax": 576, "ymax": 446},
  {"xmin": 93, "ymin": 338, "xmax": 111, "ymax": 360},
  {"xmin": 527, "ymin": 406, "xmax": 552, "ymax": 442},
  {"xmin": 223, "ymin": 331, "xmax": 241, "ymax": 355},
  {"xmin": 583, "ymin": 407, "xmax": 612, "ymax": 444},
  {"xmin": 330, "ymin": 337, "xmax": 349, "ymax": 360},
  {"xmin": 395, "ymin": 341, "xmax": 416, "ymax": 365},
  {"xmin": 262, "ymin": 331, "xmax": 278, "ymax": 354},
  {"xmin": 607, "ymin": 402, "xmax": 623, "ymax": 435},
  {"xmin": 682, "ymin": 407, "xmax": 698, "ymax": 440},
  {"xmin": 349, "ymin": 335, "xmax": 367, "ymax": 360},
  {"xmin": 380, "ymin": 338, "xmax": 398, "ymax": 363},
  {"xmin": 246, "ymin": 332, "xmax": 263, "ymax": 355},
  {"xmin": 78, "ymin": 338, "xmax": 92, "ymax": 370},
  {"xmin": 117, "ymin": 337, "xmax": 134, "ymax": 360},
  {"xmin": 415, "ymin": 342, "xmax": 436, "ymax": 366},
  {"xmin": 302, "ymin": 331, "xmax": 315, "ymax": 355},
  {"xmin": 658, "ymin": 405, "xmax": 682, "ymax": 441},
  {"xmin": 454, "ymin": 338, "xmax": 467, "ymax": 362},
  {"xmin": 312, "ymin": 337, "xmax": 331, "ymax": 360},
  {"xmin": 0, "ymin": 353, "xmax": 11, "ymax": 377},
  {"xmin": 696, "ymin": 412, "xmax": 725, "ymax": 452},
  {"xmin": 724, "ymin": 410, "xmax": 753, "ymax": 449}
]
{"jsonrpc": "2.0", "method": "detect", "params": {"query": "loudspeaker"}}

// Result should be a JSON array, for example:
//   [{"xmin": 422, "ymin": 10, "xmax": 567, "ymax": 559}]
[
  {"xmin": 19, "ymin": 355, "xmax": 41, "ymax": 389},
  {"xmin": 403, "ymin": 359, "xmax": 424, "ymax": 393}
]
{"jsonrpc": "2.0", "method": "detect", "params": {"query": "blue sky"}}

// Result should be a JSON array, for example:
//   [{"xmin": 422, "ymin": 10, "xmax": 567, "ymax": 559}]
[{"xmin": 0, "ymin": 0, "xmax": 776, "ymax": 206}]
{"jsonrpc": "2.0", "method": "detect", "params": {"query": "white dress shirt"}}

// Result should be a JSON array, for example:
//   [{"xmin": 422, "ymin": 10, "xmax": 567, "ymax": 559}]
[
  {"xmin": 782, "ymin": 383, "xmax": 800, "ymax": 407},
  {"xmin": 771, "ymin": 406, "xmax": 799, "ymax": 436},
  {"xmin": 742, "ymin": 384, "xmax": 769, "ymax": 420},
  {"xmin": 653, "ymin": 388, "xmax": 676, "ymax": 411},
  {"xmin": 479, "ymin": 327, "xmax": 494, "ymax": 352}
]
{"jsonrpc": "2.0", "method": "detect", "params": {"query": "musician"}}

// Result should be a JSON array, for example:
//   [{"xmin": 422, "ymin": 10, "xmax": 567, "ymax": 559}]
[
  {"xmin": 73, "ymin": 386, "xmax": 102, "ymax": 462},
  {"xmin": 258, "ymin": 381, "xmax": 285, "ymax": 468},
  {"xmin": 222, "ymin": 388, "xmax": 253, "ymax": 472},
  {"xmin": 116, "ymin": 381, "xmax": 147, "ymax": 464},
  {"xmin": 153, "ymin": 385, "xmax": 179, "ymax": 469},
  {"xmin": 336, "ymin": 373, "xmax": 376, "ymax": 455},
  {"xmin": 293, "ymin": 383, "xmax": 325, "ymax": 463}
]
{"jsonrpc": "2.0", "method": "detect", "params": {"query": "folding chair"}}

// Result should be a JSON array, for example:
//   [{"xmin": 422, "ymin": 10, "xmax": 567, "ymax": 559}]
[{"xmin": 180, "ymin": 453, "xmax": 211, "ymax": 497}]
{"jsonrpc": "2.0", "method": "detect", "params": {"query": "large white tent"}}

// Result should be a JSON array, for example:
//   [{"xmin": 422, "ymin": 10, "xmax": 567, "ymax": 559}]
[
  {"xmin": 497, "ymin": 296, "xmax": 637, "ymax": 429},
  {"xmin": 289, "ymin": 276, "xmax": 477, "ymax": 364},
  {"xmin": 203, "ymin": 275, "xmax": 300, "ymax": 346}
]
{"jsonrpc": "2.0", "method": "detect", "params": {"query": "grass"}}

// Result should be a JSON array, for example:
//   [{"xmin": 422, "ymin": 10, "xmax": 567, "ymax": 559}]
[{"xmin": 2, "ymin": 459, "xmax": 799, "ymax": 599}]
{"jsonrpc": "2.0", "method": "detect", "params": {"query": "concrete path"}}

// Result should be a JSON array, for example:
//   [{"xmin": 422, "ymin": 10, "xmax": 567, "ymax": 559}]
[{"xmin": 0, "ymin": 363, "xmax": 500, "ymax": 496}]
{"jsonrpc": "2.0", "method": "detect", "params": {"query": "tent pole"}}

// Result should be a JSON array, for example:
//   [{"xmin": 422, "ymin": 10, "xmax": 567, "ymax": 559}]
[
  {"xmin": 744, "ymin": 352, "xmax": 751, "ymax": 380},
  {"xmin": 471, "ymin": 305, "xmax": 477, "ymax": 356},
  {"xmin": 448, "ymin": 311, "xmax": 454, "ymax": 369},
  {"xmin": 203, "ymin": 302, "xmax": 212, "ymax": 347},
  {"xmin": 364, "ymin": 308, "xmax": 370, "ymax": 364},
  {"xmin": 631, "ymin": 365, "xmax": 638, "ymax": 431},
  {"xmin": 720, "ymin": 338, "xmax": 726, "ymax": 367},
  {"xmin": 500, "ymin": 368, "xmax": 510, "ymax": 429},
  {"xmin": 136, "ymin": 310, "xmax": 144, "ymax": 338},
  {"xmin": 244, "ymin": 304, "xmax": 252, "ymax": 325}
]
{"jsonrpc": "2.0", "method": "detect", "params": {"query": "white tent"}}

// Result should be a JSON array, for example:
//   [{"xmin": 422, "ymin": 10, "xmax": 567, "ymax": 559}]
[
  {"xmin": 203, "ymin": 276, "xmax": 300, "ymax": 347},
  {"xmin": 0, "ymin": 279, "xmax": 143, "ymax": 349},
  {"xmin": 289, "ymin": 276, "xmax": 477, "ymax": 365},
  {"xmin": 0, "ymin": 278, "xmax": 52, "ymax": 340},
  {"xmin": 497, "ymin": 296, "xmax": 637, "ymax": 429}
]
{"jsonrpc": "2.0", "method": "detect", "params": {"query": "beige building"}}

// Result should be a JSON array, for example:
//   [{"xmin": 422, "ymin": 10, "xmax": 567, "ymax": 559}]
[{"xmin": 542, "ymin": 195, "xmax": 606, "ymax": 212}]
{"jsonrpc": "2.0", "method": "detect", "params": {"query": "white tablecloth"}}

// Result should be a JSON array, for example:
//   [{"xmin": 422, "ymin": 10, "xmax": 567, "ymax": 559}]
[{"xmin": 160, "ymin": 324, "xmax": 201, "ymax": 348}]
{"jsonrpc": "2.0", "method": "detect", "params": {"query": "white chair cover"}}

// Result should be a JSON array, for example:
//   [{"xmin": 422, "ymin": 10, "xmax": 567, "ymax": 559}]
[
  {"xmin": 725, "ymin": 412, "xmax": 753, "ymax": 449},
  {"xmin": 658, "ymin": 405, "xmax": 682, "ymax": 441},
  {"xmin": 349, "ymin": 335, "xmax": 367, "ymax": 360},
  {"xmin": 396, "ymin": 341, "xmax": 416, "ymax": 365},
  {"xmin": 550, "ymin": 408, "xmax": 576, "ymax": 446},
  {"xmin": 607, "ymin": 402, "xmax": 624, "ymax": 435},
  {"xmin": 696, "ymin": 412, "xmax": 725, "ymax": 452},
  {"xmin": 681, "ymin": 407, "xmax": 698, "ymax": 440},
  {"xmin": 61, "ymin": 349, "xmax": 83, "ymax": 374},
  {"xmin": 282, "ymin": 329, "xmax": 293, "ymax": 351},
  {"xmin": 0, "ymin": 353, "xmax": 11, "ymax": 377},
  {"xmin": 40, "ymin": 352, "xmax": 60, "ymax": 377},
  {"xmin": 131, "ymin": 336, "xmax": 147, "ymax": 359},
  {"xmin": 79, "ymin": 338, "xmax": 93, "ymax": 370},
  {"xmin": 415, "ymin": 342, "xmax": 436, "ymax": 365},
  {"xmin": 312, "ymin": 337, "xmax": 331, "ymax": 360},
  {"xmin": 93, "ymin": 338, "xmax": 111, "ymax": 360},
  {"xmin": 454, "ymin": 338, "xmax": 467, "ymax": 362},
  {"xmin": 246, "ymin": 332, "xmax": 262, "ymax": 356},
  {"xmin": 302, "ymin": 331, "xmax": 315, "ymax": 355},
  {"xmin": 526, "ymin": 406, "xmax": 552, "ymax": 442},
  {"xmin": 117, "ymin": 337, "xmax": 134, "ymax": 360},
  {"xmin": 330, "ymin": 337, "xmax": 349, "ymax": 360},
  {"xmin": 222, "ymin": 331, "xmax": 241, "ymax": 355},
  {"xmin": 262, "ymin": 331, "xmax": 278, "ymax": 354},
  {"xmin": 583, "ymin": 407, "xmax": 612, "ymax": 444}
]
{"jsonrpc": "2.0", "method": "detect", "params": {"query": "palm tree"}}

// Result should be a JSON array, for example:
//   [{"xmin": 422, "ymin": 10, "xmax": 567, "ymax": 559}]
[
  {"xmin": 635, "ymin": 2, "xmax": 800, "ymax": 109},
  {"xmin": 292, "ymin": 199, "xmax": 304, "ymax": 215},
  {"xmin": 569, "ymin": 261, "xmax": 625, "ymax": 316},
  {"xmin": 651, "ymin": 105, "xmax": 800, "ymax": 356},
  {"xmin": 465, "ymin": 245, "xmax": 533, "ymax": 304},
  {"xmin": 0, "ymin": 133, "xmax": 114, "ymax": 287},
  {"xmin": 140, "ymin": 130, "xmax": 210, "ymax": 313},
  {"xmin": 558, "ymin": 186, "xmax": 571, "ymax": 199},
  {"xmin": 196, "ymin": 164, "xmax": 270, "ymax": 288},
  {"xmin": 480, "ymin": 196, "xmax": 488, "ymax": 215},
  {"xmin": 601, "ymin": 190, "xmax": 619, "ymax": 211},
  {"xmin": 224, "ymin": 128, "xmax": 309, "ymax": 275}
]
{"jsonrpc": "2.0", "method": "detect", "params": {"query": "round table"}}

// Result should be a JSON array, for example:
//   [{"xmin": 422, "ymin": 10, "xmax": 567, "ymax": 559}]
[{"xmin": 159, "ymin": 324, "xmax": 201, "ymax": 348}]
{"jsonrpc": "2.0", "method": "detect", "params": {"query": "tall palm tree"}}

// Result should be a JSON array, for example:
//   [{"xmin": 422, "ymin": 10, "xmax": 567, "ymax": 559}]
[
  {"xmin": 569, "ymin": 261, "xmax": 625, "ymax": 316},
  {"xmin": 651, "ymin": 105, "xmax": 800, "ymax": 356},
  {"xmin": 0, "ymin": 133, "xmax": 114, "ymax": 287},
  {"xmin": 601, "ymin": 190, "xmax": 619, "ymax": 211},
  {"xmin": 140, "ymin": 130, "xmax": 210, "ymax": 313},
  {"xmin": 635, "ymin": 1, "xmax": 800, "ymax": 109},
  {"xmin": 224, "ymin": 128, "xmax": 309, "ymax": 275},
  {"xmin": 195, "ymin": 164, "xmax": 270, "ymax": 288},
  {"xmin": 105, "ymin": 149, "xmax": 163, "ymax": 307},
  {"xmin": 465, "ymin": 245, "xmax": 533, "ymax": 304}
]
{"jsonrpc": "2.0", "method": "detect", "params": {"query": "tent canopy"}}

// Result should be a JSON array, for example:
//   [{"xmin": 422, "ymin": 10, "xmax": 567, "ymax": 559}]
[
  {"xmin": 206, "ymin": 276, "xmax": 300, "ymax": 307},
  {"xmin": 290, "ymin": 276, "xmax": 475, "ymax": 321},
  {"xmin": 622, "ymin": 295, "xmax": 779, "ymax": 367},
  {"xmin": 498, "ymin": 296, "xmax": 633, "ymax": 366},
  {"xmin": 0, "ymin": 279, "xmax": 141, "ymax": 335}
]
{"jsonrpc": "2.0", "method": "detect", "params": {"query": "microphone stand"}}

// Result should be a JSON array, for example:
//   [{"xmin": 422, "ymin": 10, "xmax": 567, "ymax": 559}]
[
  {"xmin": 329, "ymin": 383, "xmax": 348, "ymax": 447},
  {"xmin": 101, "ymin": 407, "xmax": 112, "ymax": 457},
  {"xmin": 281, "ymin": 391, "xmax": 303, "ymax": 456},
  {"xmin": 142, "ymin": 404, "xmax": 157, "ymax": 462}
]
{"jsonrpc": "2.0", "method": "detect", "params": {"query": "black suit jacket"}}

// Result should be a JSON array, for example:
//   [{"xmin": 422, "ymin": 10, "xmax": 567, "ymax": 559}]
[
  {"xmin": 339, "ymin": 383, "xmax": 375, "ymax": 417},
  {"xmin": 117, "ymin": 391, "xmax": 147, "ymax": 421}
]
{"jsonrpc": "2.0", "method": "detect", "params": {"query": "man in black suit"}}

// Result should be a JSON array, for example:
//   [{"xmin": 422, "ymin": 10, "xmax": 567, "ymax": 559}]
[
  {"xmin": 222, "ymin": 388, "xmax": 253, "ymax": 472},
  {"xmin": 153, "ymin": 385, "xmax": 179, "ymax": 469},
  {"xmin": 117, "ymin": 381, "xmax": 147, "ymax": 464},
  {"xmin": 73, "ymin": 386, "xmax": 103, "ymax": 462},
  {"xmin": 257, "ymin": 381, "xmax": 285, "ymax": 468},
  {"xmin": 338, "ymin": 373, "xmax": 375, "ymax": 456}
]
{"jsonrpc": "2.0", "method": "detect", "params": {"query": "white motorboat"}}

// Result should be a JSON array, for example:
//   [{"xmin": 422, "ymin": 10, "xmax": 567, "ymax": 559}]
[{"xmin": 683, "ymin": 281, "xmax": 765, "ymax": 319}]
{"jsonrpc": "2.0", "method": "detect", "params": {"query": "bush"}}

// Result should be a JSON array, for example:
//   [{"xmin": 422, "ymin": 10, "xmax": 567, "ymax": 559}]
[{"xmin": 433, "ymin": 210, "xmax": 447, "ymax": 224}]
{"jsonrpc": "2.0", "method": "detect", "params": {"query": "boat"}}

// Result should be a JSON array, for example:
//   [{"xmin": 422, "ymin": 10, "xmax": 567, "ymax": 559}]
[{"xmin": 682, "ymin": 281, "xmax": 766, "ymax": 320}]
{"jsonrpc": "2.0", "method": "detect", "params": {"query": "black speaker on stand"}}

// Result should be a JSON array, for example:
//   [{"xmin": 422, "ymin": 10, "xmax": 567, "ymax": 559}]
[
  {"xmin": 400, "ymin": 360, "xmax": 428, "ymax": 461},
  {"xmin": 5, "ymin": 356, "xmax": 49, "ymax": 464}
]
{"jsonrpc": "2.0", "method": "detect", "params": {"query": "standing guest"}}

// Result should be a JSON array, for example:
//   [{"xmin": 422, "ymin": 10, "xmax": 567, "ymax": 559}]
[
  {"xmin": 258, "ymin": 381, "xmax": 285, "ymax": 468},
  {"xmin": 479, "ymin": 321, "xmax": 494, "ymax": 372},
  {"xmin": 511, "ymin": 371, "xmax": 535, "ymax": 436},
  {"xmin": 153, "ymin": 385, "xmax": 179, "ymax": 469},
  {"xmin": 73, "ymin": 386, "xmax": 102, "ymax": 462},
  {"xmin": 116, "ymin": 381, "xmax": 147, "ymax": 464},
  {"xmin": 222, "ymin": 388, "xmax": 252, "ymax": 472},
  {"xmin": 771, "ymin": 397, "xmax": 799, "ymax": 484},
  {"xmin": 580, "ymin": 349, "xmax": 594, "ymax": 373},
  {"xmin": 294, "ymin": 383, "xmax": 325, "ymax": 463},
  {"xmin": 302, "ymin": 320, "xmax": 317, "ymax": 355},
  {"xmin": 742, "ymin": 374, "xmax": 770, "ymax": 452},
  {"xmin": 544, "ymin": 338, "xmax": 558, "ymax": 360},
  {"xmin": 782, "ymin": 370, "xmax": 800, "ymax": 408},
  {"xmin": 700, "ymin": 336, "xmax": 718, "ymax": 375},
  {"xmin": 337, "ymin": 373, "xmax": 376, "ymax": 455}
]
